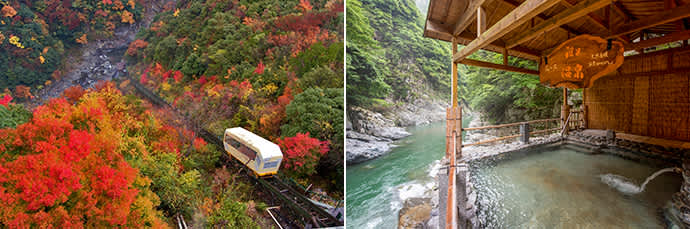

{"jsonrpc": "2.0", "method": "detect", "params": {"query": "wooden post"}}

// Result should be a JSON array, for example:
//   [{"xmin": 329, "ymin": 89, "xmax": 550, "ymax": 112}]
[
  {"xmin": 452, "ymin": 39, "xmax": 458, "ymax": 107},
  {"xmin": 561, "ymin": 88, "xmax": 569, "ymax": 132},
  {"xmin": 520, "ymin": 122, "xmax": 530, "ymax": 143},
  {"xmin": 477, "ymin": 7, "xmax": 486, "ymax": 37},
  {"xmin": 503, "ymin": 47, "xmax": 509, "ymax": 66},
  {"xmin": 445, "ymin": 38, "xmax": 462, "ymax": 229},
  {"xmin": 583, "ymin": 89, "xmax": 588, "ymax": 129}
]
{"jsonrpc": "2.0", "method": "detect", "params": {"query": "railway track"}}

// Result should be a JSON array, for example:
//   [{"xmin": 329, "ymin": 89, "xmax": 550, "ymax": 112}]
[{"xmin": 125, "ymin": 74, "xmax": 343, "ymax": 228}]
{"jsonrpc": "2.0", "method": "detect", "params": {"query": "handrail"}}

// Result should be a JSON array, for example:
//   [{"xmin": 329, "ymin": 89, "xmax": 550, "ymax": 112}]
[
  {"xmin": 463, "ymin": 122, "xmax": 522, "ymax": 131},
  {"xmin": 526, "ymin": 118, "xmax": 561, "ymax": 124},
  {"xmin": 461, "ymin": 118, "xmax": 560, "ymax": 147},
  {"xmin": 462, "ymin": 134, "xmax": 521, "ymax": 147},
  {"xmin": 463, "ymin": 118, "xmax": 560, "ymax": 131},
  {"xmin": 532, "ymin": 127, "xmax": 561, "ymax": 135}
]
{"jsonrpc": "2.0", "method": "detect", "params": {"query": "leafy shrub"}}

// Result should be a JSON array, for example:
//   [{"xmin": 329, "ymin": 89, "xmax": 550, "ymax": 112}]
[
  {"xmin": 0, "ymin": 95, "xmax": 31, "ymax": 129},
  {"xmin": 206, "ymin": 192, "xmax": 258, "ymax": 229}
]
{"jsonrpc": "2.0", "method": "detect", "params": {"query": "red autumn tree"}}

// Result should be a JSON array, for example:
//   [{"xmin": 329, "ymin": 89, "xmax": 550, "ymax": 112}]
[
  {"xmin": 0, "ymin": 99, "xmax": 145, "ymax": 227},
  {"xmin": 173, "ymin": 70, "xmax": 183, "ymax": 83},
  {"xmin": 253, "ymin": 61, "xmax": 265, "ymax": 74},
  {"xmin": 63, "ymin": 85, "xmax": 86, "ymax": 103},
  {"xmin": 140, "ymin": 73, "xmax": 148, "ymax": 84},
  {"xmin": 0, "ymin": 84, "xmax": 170, "ymax": 228},
  {"xmin": 0, "ymin": 94, "xmax": 12, "ymax": 107},
  {"xmin": 275, "ymin": 133, "xmax": 328, "ymax": 177}
]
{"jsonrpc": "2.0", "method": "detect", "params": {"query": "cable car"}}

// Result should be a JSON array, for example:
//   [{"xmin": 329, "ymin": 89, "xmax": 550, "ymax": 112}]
[{"xmin": 223, "ymin": 127, "xmax": 283, "ymax": 177}]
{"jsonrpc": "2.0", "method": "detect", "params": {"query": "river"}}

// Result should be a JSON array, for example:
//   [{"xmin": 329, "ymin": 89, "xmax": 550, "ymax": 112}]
[{"xmin": 346, "ymin": 119, "xmax": 470, "ymax": 228}]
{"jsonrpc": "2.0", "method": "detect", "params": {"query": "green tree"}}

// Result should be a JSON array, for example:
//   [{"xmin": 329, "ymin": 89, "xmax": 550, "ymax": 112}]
[
  {"xmin": 0, "ymin": 104, "xmax": 31, "ymax": 129},
  {"xmin": 281, "ymin": 88, "xmax": 344, "ymax": 189},
  {"xmin": 141, "ymin": 153, "xmax": 201, "ymax": 217},
  {"xmin": 298, "ymin": 65, "xmax": 342, "ymax": 89}
]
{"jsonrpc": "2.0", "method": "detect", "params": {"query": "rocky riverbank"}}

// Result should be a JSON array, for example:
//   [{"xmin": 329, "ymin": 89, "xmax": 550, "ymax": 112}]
[{"xmin": 346, "ymin": 99, "xmax": 448, "ymax": 164}]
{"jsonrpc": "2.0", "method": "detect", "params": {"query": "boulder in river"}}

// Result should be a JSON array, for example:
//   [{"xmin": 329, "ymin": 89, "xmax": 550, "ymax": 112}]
[{"xmin": 398, "ymin": 197, "xmax": 432, "ymax": 229}]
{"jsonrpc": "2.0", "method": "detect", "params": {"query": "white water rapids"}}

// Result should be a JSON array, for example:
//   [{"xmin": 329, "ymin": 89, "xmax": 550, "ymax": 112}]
[{"xmin": 601, "ymin": 167, "xmax": 679, "ymax": 194}]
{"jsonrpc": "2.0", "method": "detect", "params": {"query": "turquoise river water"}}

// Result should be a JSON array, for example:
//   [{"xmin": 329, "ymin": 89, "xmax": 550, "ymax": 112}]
[{"xmin": 346, "ymin": 121, "xmax": 467, "ymax": 228}]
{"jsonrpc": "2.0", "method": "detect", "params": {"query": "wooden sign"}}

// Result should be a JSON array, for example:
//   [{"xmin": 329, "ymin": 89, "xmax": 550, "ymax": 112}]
[{"xmin": 540, "ymin": 35, "xmax": 624, "ymax": 89}]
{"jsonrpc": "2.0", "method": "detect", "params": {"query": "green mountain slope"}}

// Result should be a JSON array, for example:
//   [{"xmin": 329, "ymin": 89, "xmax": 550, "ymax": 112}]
[{"xmin": 347, "ymin": 0, "xmax": 562, "ymax": 124}]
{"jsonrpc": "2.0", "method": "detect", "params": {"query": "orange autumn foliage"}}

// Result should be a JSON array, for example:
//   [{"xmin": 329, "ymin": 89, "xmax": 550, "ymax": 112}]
[
  {"xmin": 297, "ymin": 0, "xmax": 313, "ymax": 12},
  {"xmin": 121, "ymin": 10, "xmax": 135, "ymax": 24},
  {"xmin": 14, "ymin": 85, "xmax": 32, "ymax": 99},
  {"xmin": 1, "ymin": 5, "xmax": 17, "ymax": 17},
  {"xmin": 76, "ymin": 34, "xmax": 88, "ymax": 44},
  {"xmin": 63, "ymin": 85, "xmax": 86, "ymax": 103},
  {"xmin": 126, "ymin": 39, "xmax": 149, "ymax": 56}
]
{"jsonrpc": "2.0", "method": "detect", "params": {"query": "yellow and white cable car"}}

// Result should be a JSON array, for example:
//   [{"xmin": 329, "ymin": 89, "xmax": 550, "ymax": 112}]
[{"xmin": 223, "ymin": 127, "xmax": 283, "ymax": 177}]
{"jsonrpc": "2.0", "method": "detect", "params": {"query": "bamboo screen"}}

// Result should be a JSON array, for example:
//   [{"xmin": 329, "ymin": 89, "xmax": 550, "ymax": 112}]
[{"xmin": 584, "ymin": 48, "xmax": 690, "ymax": 141}]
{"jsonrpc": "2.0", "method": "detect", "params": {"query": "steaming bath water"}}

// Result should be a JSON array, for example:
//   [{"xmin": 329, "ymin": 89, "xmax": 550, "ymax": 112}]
[
  {"xmin": 472, "ymin": 146, "xmax": 681, "ymax": 228},
  {"xmin": 600, "ymin": 168, "xmax": 679, "ymax": 195}
]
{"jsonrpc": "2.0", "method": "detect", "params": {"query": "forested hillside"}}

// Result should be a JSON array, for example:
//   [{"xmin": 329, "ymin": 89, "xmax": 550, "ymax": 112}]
[
  {"xmin": 0, "ymin": 0, "xmax": 143, "ymax": 94},
  {"xmin": 346, "ymin": 0, "xmax": 562, "ymax": 124},
  {"xmin": 347, "ymin": 0, "xmax": 449, "ymax": 107},
  {"xmin": 127, "ymin": 0, "xmax": 344, "ymax": 189}
]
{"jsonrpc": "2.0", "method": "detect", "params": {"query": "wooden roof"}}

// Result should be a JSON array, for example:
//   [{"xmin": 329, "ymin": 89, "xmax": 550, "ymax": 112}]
[{"xmin": 424, "ymin": 0, "xmax": 690, "ymax": 62}]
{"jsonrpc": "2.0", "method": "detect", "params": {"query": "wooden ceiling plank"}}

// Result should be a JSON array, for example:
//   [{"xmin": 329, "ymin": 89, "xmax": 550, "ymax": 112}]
[
  {"xmin": 453, "ymin": 0, "xmax": 562, "ymax": 62},
  {"xmin": 460, "ymin": 58, "xmax": 540, "ymax": 75},
  {"xmin": 453, "ymin": 0, "xmax": 490, "ymax": 35},
  {"xmin": 608, "ymin": 3, "xmax": 690, "ymax": 38},
  {"xmin": 505, "ymin": 0, "xmax": 612, "ymax": 49},
  {"xmin": 626, "ymin": 29, "xmax": 690, "ymax": 50},
  {"xmin": 501, "ymin": 0, "xmax": 583, "ymax": 35}
]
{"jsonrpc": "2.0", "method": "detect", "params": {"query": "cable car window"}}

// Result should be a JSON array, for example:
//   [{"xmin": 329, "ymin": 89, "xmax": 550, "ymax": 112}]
[
  {"xmin": 226, "ymin": 136, "xmax": 257, "ymax": 160},
  {"xmin": 264, "ymin": 160, "xmax": 280, "ymax": 169},
  {"xmin": 226, "ymin": 136, "xmax": 242, "ymax": 149}
]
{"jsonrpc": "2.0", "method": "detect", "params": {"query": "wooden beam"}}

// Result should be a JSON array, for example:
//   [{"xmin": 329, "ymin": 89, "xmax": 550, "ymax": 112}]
[
  {"xmin": 613, "ymin": 1, "xmax": 635, "ymax": 21},
  {"xmin": 453, "ymin": 0, "xmax": 489, "ymax": 35},
  {"xmin": 500, "ymin": 0, "xmax": 583, "ymax": 35},
  {"xmin": 452, "ymin": 38, "xmax": 458, "ymax": 107},
  {"xmin": 477, "ymin": 7, "xmax": 486, "ymax": 36},
  {"xmin": 505, "ymin": 0, "xmax": 612, "ymax": 49},
  {"xmin": 453, "ymin": 0, "xmax": 562, "ymax": 62},
  {"xmin": 608, "ymin": 3, "xmax": 690, "ymax": 38},
  {"xmin": 460, "ymin": 58, "xmax": 539, "ymax": 75},
  {"xmin": 626, "ymin": 30, "xmax": 690, "ymax": 51},
  {"xmin": 425, "ymin": 20, "xmax": 542, "ymax": 60},
  {"xmin": 458, "ymin": 32, "xmax": 543, "ymax": 59},
  {"xmin": 562, "ymin": 0, "xmax": 608, "ymax": 30}
]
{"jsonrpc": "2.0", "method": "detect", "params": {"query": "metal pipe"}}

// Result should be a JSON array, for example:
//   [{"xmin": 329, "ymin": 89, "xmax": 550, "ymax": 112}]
[
  {"xmin": 266, "ymin": 207, "xmax": 284, "ymax": 229},
  {"xmin": 446, "ymin": 131, "xmax": 458, "ymax": 229}
]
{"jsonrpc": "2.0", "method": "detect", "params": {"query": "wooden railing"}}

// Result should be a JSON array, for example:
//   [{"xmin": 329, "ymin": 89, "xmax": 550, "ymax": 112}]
[
  {"xmin": 462, "ymin": 118, "xmax": 561, "ymax": 147},
  {"xmin": 565, "ymin": 108, "xmax": 585, "ymax": 132}
]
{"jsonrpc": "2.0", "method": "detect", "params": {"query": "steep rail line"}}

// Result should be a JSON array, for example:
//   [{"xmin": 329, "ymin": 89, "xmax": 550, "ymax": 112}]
[{"xmin": 125, "ymin": 75, "xmax": 343, "ymax": 228}]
